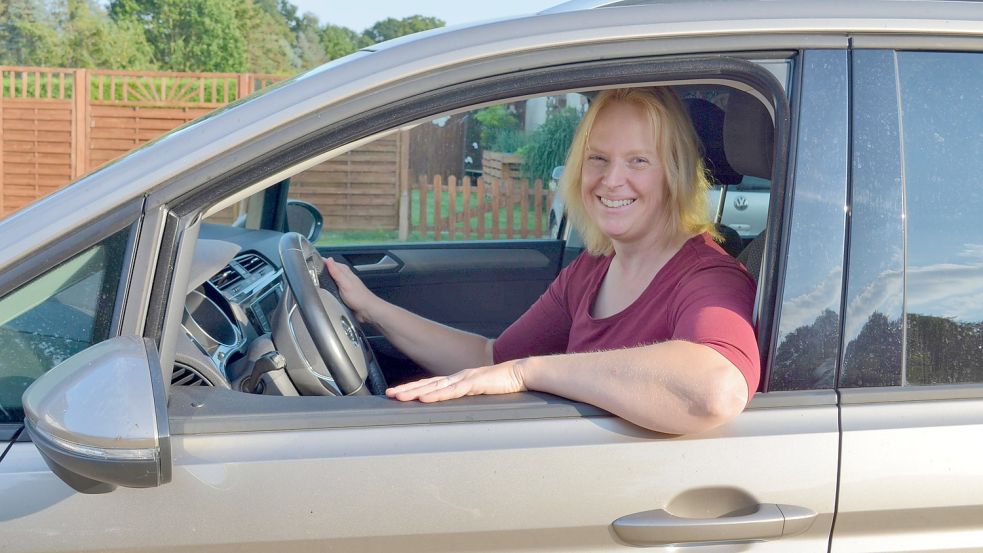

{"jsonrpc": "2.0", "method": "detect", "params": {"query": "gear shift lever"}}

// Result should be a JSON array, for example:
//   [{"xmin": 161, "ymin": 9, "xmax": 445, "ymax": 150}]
[{"xmin": 240, "ymin": 351, "xmax": 286, "ymax": 393}]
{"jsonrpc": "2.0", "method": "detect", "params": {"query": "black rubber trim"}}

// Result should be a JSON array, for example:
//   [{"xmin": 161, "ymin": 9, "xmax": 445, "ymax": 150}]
[
  {"xmin": 143, "ymin": 210, "xmax": 181, "ymax": 343},
  {"xmin": 171, "ymin": 55, "xmax": 789, "ymax": 218},
  {"xmin": 0, "ymin": 197, "xmax": 143, "ymax": 299},
  {"xmin": 168, "ymin": 386, "xmax": 608, "ymax": 434}
]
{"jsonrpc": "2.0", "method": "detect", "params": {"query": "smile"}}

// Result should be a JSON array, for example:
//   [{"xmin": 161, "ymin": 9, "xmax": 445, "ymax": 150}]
[{"xmin": 599, "ymin": 196, "xmax": 636, "ymax": 208}]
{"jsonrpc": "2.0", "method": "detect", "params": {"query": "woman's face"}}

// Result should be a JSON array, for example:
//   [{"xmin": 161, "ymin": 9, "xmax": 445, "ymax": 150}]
[{"xmin": 580, "ymin": 101, "xmax": 670, "ymax": 249}]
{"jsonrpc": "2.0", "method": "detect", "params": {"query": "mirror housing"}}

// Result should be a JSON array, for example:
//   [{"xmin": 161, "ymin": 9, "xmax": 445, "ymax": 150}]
[
  {"xmin": 285, "ymin": 199, "xmax": 323, "ymax": 243},
  {"xmin": 22, "ymin": 336, "xmax": 171, "ymax": 494}
]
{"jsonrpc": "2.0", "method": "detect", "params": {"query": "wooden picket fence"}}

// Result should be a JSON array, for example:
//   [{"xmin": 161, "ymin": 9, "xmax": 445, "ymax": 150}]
[{"xmin": 412, "ymin": 175, "xmax": 554, "ymax": 240}]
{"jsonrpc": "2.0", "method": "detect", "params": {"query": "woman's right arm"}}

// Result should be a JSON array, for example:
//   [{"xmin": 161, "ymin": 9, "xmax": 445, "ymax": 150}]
[{"xmin": 325, "ymin": 258, "xmax": 494, "ymax": 375}]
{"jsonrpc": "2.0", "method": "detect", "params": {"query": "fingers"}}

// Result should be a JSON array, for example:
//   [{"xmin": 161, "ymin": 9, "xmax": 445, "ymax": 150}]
[{"xmin": 386, "ymin": 373, "xmax": 470, "ymax": 403}]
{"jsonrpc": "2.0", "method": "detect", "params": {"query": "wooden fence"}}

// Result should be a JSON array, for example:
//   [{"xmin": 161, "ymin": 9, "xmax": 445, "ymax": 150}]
[
  {"xmin": 411, "ymin": 175, "xmax": 553, "ymax": 240},
  {"xmin": 0, "ymin": 66, "xmax": 281, "ymax": 217}
]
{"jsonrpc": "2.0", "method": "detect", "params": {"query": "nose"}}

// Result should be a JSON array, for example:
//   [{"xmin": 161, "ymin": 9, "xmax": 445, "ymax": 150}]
[{"xmin": 602, "ymin": 161, "xmax": 627, "ymax": 187}]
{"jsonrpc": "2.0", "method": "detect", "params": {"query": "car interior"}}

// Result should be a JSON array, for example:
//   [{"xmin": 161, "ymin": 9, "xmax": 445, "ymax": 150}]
[{"xmin": 172, "ymin": 78, "xmax": 780, "ymax": 407}]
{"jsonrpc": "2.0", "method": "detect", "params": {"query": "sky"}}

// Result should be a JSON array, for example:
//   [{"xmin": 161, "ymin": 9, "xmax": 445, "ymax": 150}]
[{"xmin": 288, "ymin": 0, "xmax": 564, "ymax": 32}]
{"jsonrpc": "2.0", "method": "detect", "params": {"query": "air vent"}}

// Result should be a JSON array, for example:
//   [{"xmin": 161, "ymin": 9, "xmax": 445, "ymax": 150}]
[
  {"xmin": 172, "ymin": 364, "xmax": 211, "ymax": 386},
  {"xmin": 236, "ymin": 253, "xmax": 269, "ymax": 274},
  {"xmin": 209, "ymin": 266, "xmax": 243, "ymax": 291}
]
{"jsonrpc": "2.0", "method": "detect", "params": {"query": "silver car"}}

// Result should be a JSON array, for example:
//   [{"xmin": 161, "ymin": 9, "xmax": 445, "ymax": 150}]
[{"xmin": 2, "ymin": 1, "xmax": 983, "ymax": 551}]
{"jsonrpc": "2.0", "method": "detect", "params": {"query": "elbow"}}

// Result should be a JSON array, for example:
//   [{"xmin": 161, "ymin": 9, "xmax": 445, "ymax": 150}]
[{"xmin": 690, "ymin": 373, "xmax": 749, "ymax": 432}]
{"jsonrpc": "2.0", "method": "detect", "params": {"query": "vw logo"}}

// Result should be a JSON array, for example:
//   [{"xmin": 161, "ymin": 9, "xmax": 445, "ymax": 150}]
[
  {"xmin": 340, "ymin": 316, "xmax": 360, "ymax": 346},
  {"xmin": 733, "ymin": 195, "xmax": 749, "ymax": 211}
]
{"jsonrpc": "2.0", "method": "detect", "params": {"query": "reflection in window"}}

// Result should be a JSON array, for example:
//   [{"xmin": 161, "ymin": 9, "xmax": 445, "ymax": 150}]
[
  {"xmin": 0, "ymin": 229, "xmax": 128, "ymax": 423},
  {"xmin": 900, "ymin": 52, "xmax": 983, "ymax": 385},
  {"xmin": 771, "ymin": 50, "xmax": 848, "ymax": 391},
  {"xmin": 839, "ymin": 50, "xmax": 906, "ymax": 388}
]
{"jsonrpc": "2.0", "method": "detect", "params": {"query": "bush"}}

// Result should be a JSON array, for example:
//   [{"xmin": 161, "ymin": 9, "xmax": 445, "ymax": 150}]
[{"xmin": 520, "ymin": 107, "xmax": 581, "ymax": 185}]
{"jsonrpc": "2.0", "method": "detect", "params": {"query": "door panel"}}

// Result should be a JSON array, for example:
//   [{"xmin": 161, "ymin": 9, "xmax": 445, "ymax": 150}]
[
  {"xmin": 322, "ymin": 240, "xmax": 564, "ymax": 338},
  {"xmin": 1, "ymin": 394, "xmax": 837, "ymax": 552},
  {"xmin": 834, "ymin": 393, "xmax": 983, "ymax": 553}
]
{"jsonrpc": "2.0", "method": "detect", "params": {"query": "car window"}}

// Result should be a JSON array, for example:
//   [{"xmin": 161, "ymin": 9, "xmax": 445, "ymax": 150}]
[
  {"xmin": 898, "ymin": 51, "xmax": 983, "ymax": 386},
  {"xmin": 287, "ymin": 93, "xmax": 589, "ymax": 246},
  {"xmin": 0, "ymin": 229, "xmax": 129, "ymax": 423},
  {"xmin": 770, "ymin": 50, "xmax": 849, "ymax": 391}
]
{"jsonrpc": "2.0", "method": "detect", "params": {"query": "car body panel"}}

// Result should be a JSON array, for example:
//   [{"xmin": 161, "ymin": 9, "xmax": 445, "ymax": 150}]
[{"xmin": 1, "ymin": 393, "xmax": 838, "ymax": 552}]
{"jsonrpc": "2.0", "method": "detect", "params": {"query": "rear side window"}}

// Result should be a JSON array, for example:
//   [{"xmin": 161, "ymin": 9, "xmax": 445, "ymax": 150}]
[
  {"xmin": 0, "ymin": 229, "xmax": 128, "ymax": 423},
  {"xmin": 898, "ymin": 51, "xmax": 983, "ymax": 385}
]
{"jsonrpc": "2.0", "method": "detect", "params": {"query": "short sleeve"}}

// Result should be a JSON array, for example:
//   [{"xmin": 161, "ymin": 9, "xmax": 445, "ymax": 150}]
[
  {"xmin": 492, "ymin": 258, "xmax": 581, "ymax": 363},
  {"xmin": 670, "ymin": 264, "xmax": 760, "ymax": 398}
]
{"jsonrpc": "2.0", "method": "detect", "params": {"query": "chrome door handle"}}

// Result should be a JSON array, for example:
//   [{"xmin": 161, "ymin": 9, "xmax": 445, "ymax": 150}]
[
  {"xmin": 353, "ymin": 255, "xmax": 399, "ymax": 272},
  {"xmin": 612, "ymin": 503, "xmax": 816, "ymax": 546}
]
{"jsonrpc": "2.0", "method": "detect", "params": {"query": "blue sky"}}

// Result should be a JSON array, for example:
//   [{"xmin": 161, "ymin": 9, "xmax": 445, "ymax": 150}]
[{"xmin": 288, "ymin": 0, "xmax": 563, "ymax": 31}]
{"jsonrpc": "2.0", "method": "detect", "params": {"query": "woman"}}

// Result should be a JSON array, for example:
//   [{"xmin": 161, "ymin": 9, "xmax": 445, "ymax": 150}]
[{"xmin": 326, "ymin": 87, "xmax": 760, "ymax": 434}]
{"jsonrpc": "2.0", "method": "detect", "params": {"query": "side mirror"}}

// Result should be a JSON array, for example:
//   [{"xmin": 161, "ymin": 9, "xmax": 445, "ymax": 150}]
[
  {"xmin": 286, "ymin": 200, "xmax": 324, "ymax": 243},
  {"xmin": 22, "ymin": 336, "xmax": 171, "ymax": 494}
]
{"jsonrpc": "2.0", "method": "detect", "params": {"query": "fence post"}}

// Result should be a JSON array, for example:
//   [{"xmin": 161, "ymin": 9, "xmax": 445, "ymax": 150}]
[
  {"xmin": 0, "ymin": 79, "xmax": 4, "ymax": 216},
  {"xmin": 237, "ymin": 74, "xmax": 253, "ymax": 101},
  {"xmin": 72, "ymin": 68, "xmax": 89, "ymax": 180},
  {"xmin": 398, "ymin": 130, "xmax": 410, "ymax": 240}
]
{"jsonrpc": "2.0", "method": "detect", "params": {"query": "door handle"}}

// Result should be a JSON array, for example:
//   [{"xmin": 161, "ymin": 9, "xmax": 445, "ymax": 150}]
[
  {"xmin": 353, "ymin": 255, "xmax": 399, "ymax": 273},
  {"xmin": 612, "ymin": 503, "xmax": 816, "ymax": 546}
]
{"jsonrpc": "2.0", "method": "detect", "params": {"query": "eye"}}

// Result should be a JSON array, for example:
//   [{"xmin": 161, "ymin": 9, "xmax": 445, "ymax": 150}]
[
  {"xmin": 629, "ymin": 157, "xmax": 650, "ymax": 167},
  {"xmin": 586, "ymin": 154, "xmax": 608, "ymax": 165}
]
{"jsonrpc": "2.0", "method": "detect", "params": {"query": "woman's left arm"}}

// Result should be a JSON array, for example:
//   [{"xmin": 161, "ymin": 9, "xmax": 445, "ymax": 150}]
[{"xmin": 386, "ymin": 341, "xmax": 749, "ymax": 435}]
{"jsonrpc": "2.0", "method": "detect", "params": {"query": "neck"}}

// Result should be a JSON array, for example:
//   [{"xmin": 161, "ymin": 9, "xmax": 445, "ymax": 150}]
[{"xmin": 612, "ymin": 227, "xmax": 695, "ymax": 274}]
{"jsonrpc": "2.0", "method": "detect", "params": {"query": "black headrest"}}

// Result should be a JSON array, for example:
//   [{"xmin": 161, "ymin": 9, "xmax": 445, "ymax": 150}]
[
  {"xmin": 684, "ymin": 98, "xmax": 742, "ymax": 186},
  {"xmin": 723, "ymin": 90, "xmax": 774, "ymax": 180}
]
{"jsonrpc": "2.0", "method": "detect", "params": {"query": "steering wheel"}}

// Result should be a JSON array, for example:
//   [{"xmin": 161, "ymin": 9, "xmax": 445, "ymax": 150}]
[{"xmin": 277, "ymin": 232, "xmax": 387, "ymax": 396}]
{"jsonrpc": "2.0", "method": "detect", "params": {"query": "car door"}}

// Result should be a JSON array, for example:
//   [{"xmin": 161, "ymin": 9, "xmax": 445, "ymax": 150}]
[
  {"xmin": 156, "ymin": 51, "xmax": 842, "ymax": 553},
  {"xmin": 1, "ymin": 45, "xmax": 842, "ymax": 553},
  {"xmin": 832, "ymin": 47, "xmax": 983, "ymax": 552}
]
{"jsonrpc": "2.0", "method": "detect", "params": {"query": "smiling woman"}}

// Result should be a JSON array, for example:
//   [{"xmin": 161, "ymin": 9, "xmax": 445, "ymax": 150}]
[{"xmin": 329, "ymin": 86, "xmax": 760, "ymax": 434}]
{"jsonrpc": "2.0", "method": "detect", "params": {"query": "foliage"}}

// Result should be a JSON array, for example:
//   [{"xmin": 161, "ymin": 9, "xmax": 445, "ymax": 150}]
[
  {"xmin": 0, "ymin": 0, "xmax": 62, "ymax": 66},
  {"xmin": 320, "ymin": 24, "xmax": 363, "ymax": 60},
  {"xmin": 361, "ymin": 15, "xmax": 444, "ymax": 44},
  {"xmin": 1, "ymin": 1, "xmax": 447, "ymax": 72},
  {"xmin": 0, "ymin": 0, "xmax": 154, "ymax": 69},
  {"xmin": 108, "ymin": 0, "xmax": 248, "ymax": 72},
  {"xmin": 474, "ymin": 105, "xmax": 525, "ymax": 153},
  {"xmin": 520, "ymin": 106, "xmax": 582, "ymax": 184}
]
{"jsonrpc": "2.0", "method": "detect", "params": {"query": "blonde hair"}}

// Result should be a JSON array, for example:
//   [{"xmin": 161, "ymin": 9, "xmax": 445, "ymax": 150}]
[{"xmin": 560, "ymin": 87, "xmax": 716, "ymax": 256}]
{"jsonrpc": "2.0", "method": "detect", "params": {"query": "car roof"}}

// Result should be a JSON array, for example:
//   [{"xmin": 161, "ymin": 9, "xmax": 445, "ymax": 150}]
[{"xmin": 2, "ymin": 0, "xmax": 981, "ymax": 270}]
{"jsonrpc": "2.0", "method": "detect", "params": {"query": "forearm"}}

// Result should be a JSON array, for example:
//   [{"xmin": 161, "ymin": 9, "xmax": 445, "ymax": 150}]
[
  {"xmin": 519, "ymin": 340, "xmax": 749, "ymax": 434},
  {"xmin": 365, "ymin": 299, "xmax": 494, "ymax": 375}
]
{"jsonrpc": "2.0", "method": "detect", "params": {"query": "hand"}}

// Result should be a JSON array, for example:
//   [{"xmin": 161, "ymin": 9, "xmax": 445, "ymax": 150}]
[
  {"xmin": 386, "ymin": 360, "xmax": 528, "ymax": 403},
  {"xmin": 324, "ymin": 257, "xmax": 379, "ymax": 323}
]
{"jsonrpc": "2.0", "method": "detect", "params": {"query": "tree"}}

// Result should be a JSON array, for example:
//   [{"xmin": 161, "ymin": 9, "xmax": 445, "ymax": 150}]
[
  {"xmin": 0, "ymin": 0, "xmax": 61, "ymax": 66},
  {"xmin": 54, "ymin": 0, "xmax": 155, "ymax": 70},
  {"xmin": 361, "ymin": 15, "xmax": 444, "ymax": 44},
  {"xmin": 108, "ymin": 0, "xmax": 248, "ymax": 72},
  {"xmin": 320, "ymin": 24, "xmax": 361, "ymax": 60}
]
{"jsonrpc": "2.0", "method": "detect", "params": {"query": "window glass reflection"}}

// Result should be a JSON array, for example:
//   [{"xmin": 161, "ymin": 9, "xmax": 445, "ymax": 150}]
[
  {"xmin": 771, "ymin": 50, "xmax": 848, "ymax": 391},
  {"xmin": 839, "ymin": 50, "xmax": 905, "ymax": 388},
  {"xmin": 900, "ymin": 51, "xmax": 983, "ymax": 385}
]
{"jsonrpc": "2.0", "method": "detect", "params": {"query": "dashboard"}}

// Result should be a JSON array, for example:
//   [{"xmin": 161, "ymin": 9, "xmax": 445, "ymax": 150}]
[{"xmin": 176, "ymin": 224, "xmax": 287, "ymax": 389}]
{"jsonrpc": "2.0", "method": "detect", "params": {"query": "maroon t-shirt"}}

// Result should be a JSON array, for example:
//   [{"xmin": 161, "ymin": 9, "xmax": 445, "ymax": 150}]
[{"xmin": 493, "ymin": 233, "xmax": 760, "ymax": 397}]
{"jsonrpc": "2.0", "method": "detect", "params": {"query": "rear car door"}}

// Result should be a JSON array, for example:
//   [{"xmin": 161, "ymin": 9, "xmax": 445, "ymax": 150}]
[{"xmin": 833, "ymin": 47, "xmax": 983, "ymax": 552}]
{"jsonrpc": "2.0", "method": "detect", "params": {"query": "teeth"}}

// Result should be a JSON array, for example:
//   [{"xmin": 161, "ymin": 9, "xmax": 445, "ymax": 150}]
[{"xmin": 600, "ymin": 197, "xmax": 635, "ymax": 208}]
